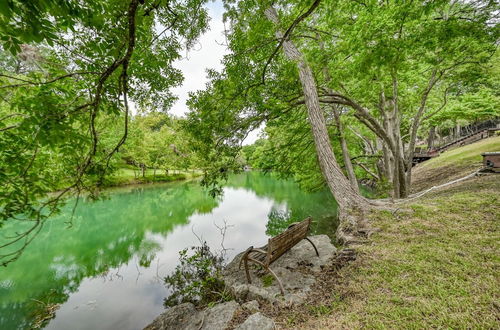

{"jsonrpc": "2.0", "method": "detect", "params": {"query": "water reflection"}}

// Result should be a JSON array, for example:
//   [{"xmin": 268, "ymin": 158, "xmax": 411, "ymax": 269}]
[{"xmin": 0, "ymin": 173, "xmax": 338, "ymax": 330}]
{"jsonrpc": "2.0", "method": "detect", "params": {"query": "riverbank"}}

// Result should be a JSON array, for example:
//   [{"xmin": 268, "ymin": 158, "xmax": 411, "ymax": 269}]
[
  {"xmin": 270, "ymin": 138, "xmax": 500, "ymax": 328},
  {"xmin": 101, "ymin": 168, "xmax": 202, "ymax": 187}
]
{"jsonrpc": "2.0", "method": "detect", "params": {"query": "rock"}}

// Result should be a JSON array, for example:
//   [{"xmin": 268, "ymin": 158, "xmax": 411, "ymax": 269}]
[
  {"xmin": 232, "ymin": 284, "xmax": 250, "ymax": 301},
  {"xmin": 235, "ymin": 312, "xmax": 275, "ymax": 330},
  {"xmin": 247, "ymin": 285, "xmax": 277, "ymax": 303},
  {"xmin": 241, "ymin": 300, "xmax": 259, "ymax": 313},
  {"xmin": 144, "ymin": 303, "xmax": 202, "ymax": 330},
  {"xmin": 271, "ymin": 235, "xmax": 336, "ymax": 272},
  {"xmin": 223, "ymin": 235, "xmax": 336, "ymax": 305},
  {"xmin": 200, "ymin": 300, "xmax": 240, "ymax": 330},
  {"xmin": 144, "ymin": 301, "xmax": 240, "ymax": 330}
]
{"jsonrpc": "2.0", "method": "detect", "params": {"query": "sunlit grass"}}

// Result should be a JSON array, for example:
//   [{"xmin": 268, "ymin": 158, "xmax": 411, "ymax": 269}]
[
  {"xmin": 420, "ymin": 135, "xmax": 500, "ymax": 169},
  {"xmin": 102, "ymin": 167, "xmax": 201, "ymax": 187},
  {"xmin": 411, "ymin": 135, "xmax": 500, "ymax": 193}
]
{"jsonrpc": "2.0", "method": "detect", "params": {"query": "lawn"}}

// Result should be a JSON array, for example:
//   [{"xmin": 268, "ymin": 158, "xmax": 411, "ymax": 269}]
[
  {"xmin": 102, "ymin": 167, "xmax": 201, "ymax": 187},
  {"xmin": 283, "ymin": 175, "xmax": 500, "ymax": 329},
  {"xmin": 266, "ymin": 138, "xmax": 500, "ymax": 329},
  {"xmin": 411, "ymin": 135, "xmax": 500, "ymax": 193}
]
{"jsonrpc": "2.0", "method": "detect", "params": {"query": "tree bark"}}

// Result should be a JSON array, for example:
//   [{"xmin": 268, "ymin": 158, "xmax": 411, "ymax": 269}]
[
  {"xmin": 264, "ymin": 7, "xmax": 365, "ymax": 211},
  {"xmin": 455, "ymin": 123, "xmax": 461, "ymax": 139},
  {"xmin": 332, "ymin": 107, "xmax": 359, "ymax": 193},
  {"xmin": 427, "ymin": 126, "xmax": 436, "ymax": 150},
  {"xmin": 404, "ymin": 69, "xmax": 439, "ymax": 195}
]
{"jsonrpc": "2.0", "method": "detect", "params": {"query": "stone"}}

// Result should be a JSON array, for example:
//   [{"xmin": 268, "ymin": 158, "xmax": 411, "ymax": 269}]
[
  {"xmin": 144, "ymin": 303, "xmax": 202, "ymax": 330},
  {"xmin": 200, "ymin": 300, "xmax": 240, "ymax": 330},
  {"xmin": 271, "ymin": 235, "xmax": 336, "ymax": 272},
  {"xmin": 241, "ymin": 300, "xmax": 259, "ymax": 313},
  {"xmin": 144, "ymin": 301, "xmax": 240, "ymax": 330},
  {"xmin": 235, "ymin": 312, "xmax": 275, "ymax": 330},
  {"xmin": 223, "ymin": 235, "xmax": 336, "ymax": 305},
  {"xmin": 232, "ymin": 284, "xmax": 250, "ymax": 302}
]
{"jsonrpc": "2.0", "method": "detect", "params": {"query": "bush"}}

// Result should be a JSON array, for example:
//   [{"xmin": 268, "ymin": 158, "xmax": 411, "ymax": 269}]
[{"xmin": 163, "ymin": 241, "xmax": 231, "ymax": 308}]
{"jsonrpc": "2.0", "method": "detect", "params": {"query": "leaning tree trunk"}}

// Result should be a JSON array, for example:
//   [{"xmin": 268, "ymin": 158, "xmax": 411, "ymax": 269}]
[{"xmin": 264, "ymin": 7, "xmax": 366, "ymax": 213}]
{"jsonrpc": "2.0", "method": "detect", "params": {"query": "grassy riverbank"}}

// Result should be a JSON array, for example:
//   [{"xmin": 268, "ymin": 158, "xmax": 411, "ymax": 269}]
[
  {"xmin": 275, "ymin": 137, "xmax": 500, "ymax": 329},
  {"xmin": 101, "ymin": 167, "xmax": 202, "ymax": 187}
]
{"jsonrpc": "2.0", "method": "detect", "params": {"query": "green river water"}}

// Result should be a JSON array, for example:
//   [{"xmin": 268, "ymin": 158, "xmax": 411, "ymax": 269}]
[{"xmin": 0, "ymin": 172, "xmax": 338, "ymax": 330}]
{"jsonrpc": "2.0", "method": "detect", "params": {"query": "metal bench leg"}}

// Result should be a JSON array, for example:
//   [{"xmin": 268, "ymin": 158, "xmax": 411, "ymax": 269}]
[
  {"xmin": 244, "ymin": 256, "xmax": 252, "ymax": 284},
  {"xmin": 304, "ymin": 237, "xmax": 319, "ymax": 257},
  {"xmin": 247, "ymin": 257, "xmax": 285, "ymax": 295},
  {"xmin": 239, "ymin": 246, "xmax": 254, "ymax": 284},
  {"xmin": 266, "ymin": 266, "xmax": 285, "ymax": 295}
]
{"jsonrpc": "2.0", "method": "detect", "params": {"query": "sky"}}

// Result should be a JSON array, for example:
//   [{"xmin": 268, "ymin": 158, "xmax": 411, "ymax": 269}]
[{"xmin": 169, "ymin": 1, "xmax": 261, "ymax": 145}]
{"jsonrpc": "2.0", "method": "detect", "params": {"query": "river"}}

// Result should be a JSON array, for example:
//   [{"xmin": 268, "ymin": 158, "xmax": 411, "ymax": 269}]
[{"xmin": 0, "ymin": 172, "xmax": 338, "ymax": 329}]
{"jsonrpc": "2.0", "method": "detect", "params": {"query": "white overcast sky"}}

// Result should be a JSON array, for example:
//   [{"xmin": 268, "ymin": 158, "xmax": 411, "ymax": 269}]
[{"xmin": 169, "ymin": 0, "xmax": 261, "ymax": 145}]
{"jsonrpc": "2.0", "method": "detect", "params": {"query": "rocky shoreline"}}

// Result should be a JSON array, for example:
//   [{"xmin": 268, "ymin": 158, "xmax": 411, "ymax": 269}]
[{"xmin": 145, "ymin": 235, "xmax": 338, "ymax": 330}]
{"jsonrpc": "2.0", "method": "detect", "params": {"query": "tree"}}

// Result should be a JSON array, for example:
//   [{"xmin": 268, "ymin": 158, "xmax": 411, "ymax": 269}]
[
  {"xmin": 0, "ymin": 0, "xmax": 210, "ymax": 265},
  {"xmin": 263, "ymin": 4, "xmax": 366, "ymax": 210},
  {"xmin": 309, "ymin": 0, "xmax": 497, "ymax": 197},
  {"xmin": 187, "ymin": 0, "xmax": 497, "ymax": 200}
]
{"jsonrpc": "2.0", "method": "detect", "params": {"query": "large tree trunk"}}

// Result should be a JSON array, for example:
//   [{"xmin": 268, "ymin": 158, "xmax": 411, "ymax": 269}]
[
  {"xmin": 427, "ymin": 126, "xmax": 436, "ymax": 150},
  {"xmin": 264, "ymin": 7, "xmax": 365, "ymax": 212},
  {"xmin": 381, "ymin": 141, "xmax": 394, "ymax": 184},
  {"xmin": 374, "ymin": 137, "xmax": 387, "ymax": 182},
  {"xmin": 380, "ymin": 97, "xmax": 408, "ymax": 198},
  {"xmin": 332, "ymin": 108, "xmax": 359, "ymax": 193}
]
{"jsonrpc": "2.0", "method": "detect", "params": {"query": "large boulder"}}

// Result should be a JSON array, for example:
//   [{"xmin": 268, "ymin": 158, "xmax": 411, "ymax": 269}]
[
  {"xmin": 144, "ymin": 301, "xmax": 240, "ymax": 330},
  {"xmin": 200, "ymin": 300, "xmax": 240, "ymax": 330},
  {"xmin": 144, "ymin": 303, "xmax": 202, "ymax": 330},
  {"xmin": 235, "ymin": 312, "xmax": 275, "ymax": 330},
  {"xmin": 223, "ymin": 235, "xmax": 336, "ymax": 305}
]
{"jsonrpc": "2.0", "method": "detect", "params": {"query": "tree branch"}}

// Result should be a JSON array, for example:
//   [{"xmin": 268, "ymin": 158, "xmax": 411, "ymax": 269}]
[{"xmin": 261, "ymin": 0, "xmax": 322, "ymax": 83}]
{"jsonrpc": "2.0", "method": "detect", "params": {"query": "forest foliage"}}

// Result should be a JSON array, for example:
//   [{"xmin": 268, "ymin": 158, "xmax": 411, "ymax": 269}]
[
  {"xmin": 0, "ymin": 0, "xmax": 210, "ymax": 265},
  {"xmin": 0, "ymin": 0, "xmax": 499, "ymax": 262}
]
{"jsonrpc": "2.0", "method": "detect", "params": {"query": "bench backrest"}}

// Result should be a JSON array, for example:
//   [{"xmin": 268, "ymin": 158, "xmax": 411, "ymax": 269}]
[{"xmin": 265, "ymin": 217, "xmax": 312, "ymax": 266}]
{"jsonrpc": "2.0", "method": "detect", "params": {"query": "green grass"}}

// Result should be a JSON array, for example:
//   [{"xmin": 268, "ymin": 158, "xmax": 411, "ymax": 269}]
[
  {"xmin": 101, "ymin": 168, "xmax": 201, "ymax": 187},
  {"xmin": 293, "ymin": 176, "xmax": 499, "ymax": 329},
  {"xmin": 421, "ymin": 135, "xmax": 500, "ymax": 169},
  {"xmin": 411, "ymin": 136, "xmax": 500, "ymax": 192},
  {"xmin": 261, "ymin": 274, "xmax": 274, "ymax": 287}
]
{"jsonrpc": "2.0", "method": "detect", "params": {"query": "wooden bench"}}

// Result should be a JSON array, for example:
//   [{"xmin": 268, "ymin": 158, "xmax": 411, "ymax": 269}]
[{"xmin": 238, "ymin": 217, "xmax": 319, "ymax": 294}]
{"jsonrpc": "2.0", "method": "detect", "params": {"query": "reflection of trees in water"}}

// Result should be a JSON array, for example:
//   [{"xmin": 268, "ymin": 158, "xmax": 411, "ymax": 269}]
[
  {"xmin": 0, "ymin": 181, "xmax": 219, "ymax": 329},
  {"xmin": 228, "ymin": 172, "xmax": 339, "ymax": 238},
  {"xmin": 266, "ymin": 208, "xmax": 292, "ymax": 236},
  {"xmin": 266, "ymin": 208, "xmax": 339, "ymax": 238}
]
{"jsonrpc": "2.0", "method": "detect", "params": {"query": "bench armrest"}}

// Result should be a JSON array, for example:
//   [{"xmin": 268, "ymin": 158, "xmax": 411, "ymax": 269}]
[{"xmin": 250, "ymin": 248, "xmax": 268, "ymax": 255}]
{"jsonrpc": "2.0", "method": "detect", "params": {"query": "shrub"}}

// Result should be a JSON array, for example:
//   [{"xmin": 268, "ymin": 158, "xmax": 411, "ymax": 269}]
[{"xmin": 163, "ymin": 241, "xmax": 231, "ymax": 308}]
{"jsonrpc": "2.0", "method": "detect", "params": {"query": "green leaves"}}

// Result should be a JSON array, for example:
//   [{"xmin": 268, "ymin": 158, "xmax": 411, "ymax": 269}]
[
  {"xmin": 164, "ymin": 241, "xmax": 228, "ymax": 307},
  {"xmin": 0, "ymin": 0, "xmax": 211, "ymax": 263}
]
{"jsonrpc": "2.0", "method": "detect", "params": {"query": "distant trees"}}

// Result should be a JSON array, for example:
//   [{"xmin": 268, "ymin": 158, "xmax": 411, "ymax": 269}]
[{"xmin": 121, "ymin": 113, "xmax": 199, "ymax": 178}]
